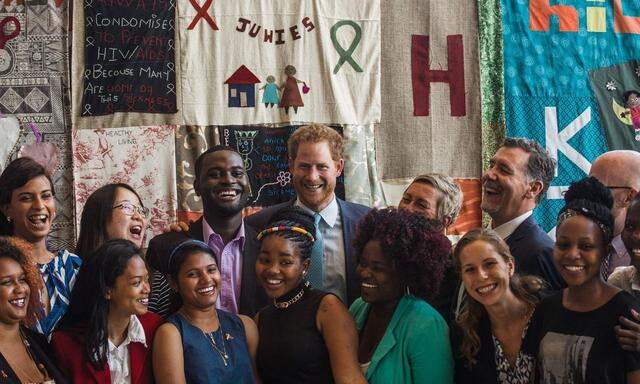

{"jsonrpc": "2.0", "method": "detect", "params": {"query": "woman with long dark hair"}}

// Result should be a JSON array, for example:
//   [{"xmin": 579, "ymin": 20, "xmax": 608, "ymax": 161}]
[
  {"xmin": 0, "ymin": 157, "xmax": 81, "ymax": 338},
  {"xmin": 0, "ymin": 236, "xmax": 67, "ymax": 383},
  {"xmin": 153, "ymin": 236, "xmax": 258, "ymax": 384},
  {"xmin": 452, "ymin": 228, "xmax": 542, "ymax": 383},
  {"xmin": 51, "ymin": 239, "xmax": 161, "ymax": 383},
  {"xmin": 75, "ymin": 183, "xmax": 149, "ymax": 259}
]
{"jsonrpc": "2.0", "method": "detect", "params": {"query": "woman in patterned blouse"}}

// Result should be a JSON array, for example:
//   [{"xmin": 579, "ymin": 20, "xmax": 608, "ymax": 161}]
[
  {"xmin": 0, "ymin": 157, "xmax": 82, "ymax": 338},
  {"xmin": 451, "ymin": 228, "xmax": 543, "ymax": 384}
]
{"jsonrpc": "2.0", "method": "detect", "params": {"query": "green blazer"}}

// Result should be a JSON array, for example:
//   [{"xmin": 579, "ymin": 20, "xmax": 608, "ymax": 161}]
[{"xmin": 350, "ymin": 295, "xmax": 454, "ymax": 384}]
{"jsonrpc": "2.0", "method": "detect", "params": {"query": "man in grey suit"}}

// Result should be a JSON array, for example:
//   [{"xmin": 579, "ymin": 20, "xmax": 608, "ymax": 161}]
[
  {"xmin": 482, "ymin": 137, "xmax": 564, "ymax": 290},
  {"xmin": 247, "ymin": 124, "xmax": 370, "ymax": 305}
]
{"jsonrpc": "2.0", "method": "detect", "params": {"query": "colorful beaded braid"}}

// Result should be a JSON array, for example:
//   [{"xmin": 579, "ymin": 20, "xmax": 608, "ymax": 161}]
[{"xmin": 256, "ymin": 226, "xmax": 315, "ymax": 242}]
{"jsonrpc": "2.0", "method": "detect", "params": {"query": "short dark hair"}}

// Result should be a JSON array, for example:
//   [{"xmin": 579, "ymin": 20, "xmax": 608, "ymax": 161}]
[
  {"xmin": 0, "ymin": 157, "xmax": 55, "ymax": 235},
  {"xmin": 75, "ymin": 183, "xmax": 144, "ymax": 259},
  {"xmin": 58, "ymin": 239, "xmax": 142, "ymax": 369},
  {"xmin": 353, "ymin": 208, "xmax": 451, "ymax": 302},
  {"xmin": 502, "ymin": 137, "xmax": 556, "ymax": 203},
  {"xmin": 193, "ymin": 145, "xmax": 241, "ymax": 185}
]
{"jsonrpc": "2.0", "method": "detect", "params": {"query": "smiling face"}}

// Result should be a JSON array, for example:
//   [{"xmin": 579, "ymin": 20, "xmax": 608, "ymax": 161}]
[
  {"xmin": 481, "ymin": 147, "xmax": 536, "ymax": 226},
  {"xmin": 255, "ymin": 234, "xmax": 308, "ymax": 299},
  {"xmin": 106, "ymin": 255, "xmax": 150, "ymax": 317},
  {"xmin": 3, "ymin": 175, "xmax": 55, "ymax": 243},
  {"xmin": 554, "ymin": 215, "xmax": 606, "ymax": 287},
  {"xmin": 173, "ymin": 251, "xmax": 221, "ymax": 310},
  {"xmin": 623, "ymin": 200, "xmax": 640, "ymax": 269},
  {"xmin": 0, "ymin": 257, "xmax": 29, "ymax": 325},
  {"xmin": 290, "ymin": 141, "xmax": 344, "ymax": 212},
  {"xmin": 398, "ymin": 182, "xmax": 441, "ymax": 222},
  {"xmin": 459, "ymin": 240, "xmax": 515, "ymax": 307},
  {"xmin": 195, "ymin": 150, "xmax": 250, "ymax": 217},
  {"xmin": 106, "ymin": 187, "xmax": 146, "ymax": 248},
  {"xmin": 355, "ymin": 240, "xmax": 403, "ymax": 305}
]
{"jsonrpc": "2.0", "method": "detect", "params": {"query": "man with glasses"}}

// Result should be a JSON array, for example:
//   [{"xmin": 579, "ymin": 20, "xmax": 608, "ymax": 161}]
[
  {"xmin": 146, "ymin": 146, "xmax": 267, "ymax": 317},
  {"xmin": 589, "ymin": 150, "xmax": 640, "ymax": 277}
]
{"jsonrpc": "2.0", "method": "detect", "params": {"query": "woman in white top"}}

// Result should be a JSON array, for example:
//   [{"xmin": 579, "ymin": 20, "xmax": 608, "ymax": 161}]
[{"xmin": 51, "ymin": 239, "xmax": 162, "ymax": 384}]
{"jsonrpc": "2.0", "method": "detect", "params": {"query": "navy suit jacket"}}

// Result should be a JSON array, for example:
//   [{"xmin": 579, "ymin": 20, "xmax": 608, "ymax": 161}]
[
  {"xmin": 245, "ymin": 197, "xmax": 371, "ymax": 305},
  {"xmin": 506, "ymin": 215, "xmax": 565, "ymax": 291},
  {"xmin": 146, "ymin": 217, "xmax": 268, "ymax": 317}
]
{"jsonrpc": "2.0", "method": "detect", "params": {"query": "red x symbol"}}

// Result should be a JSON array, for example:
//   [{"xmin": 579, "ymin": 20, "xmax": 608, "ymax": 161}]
[{"xmin": 187, "ymin": 0, "xmax": 219, "ymax": 30}]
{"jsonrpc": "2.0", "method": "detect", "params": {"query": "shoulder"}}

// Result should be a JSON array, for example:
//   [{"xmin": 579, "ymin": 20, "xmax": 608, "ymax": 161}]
[
  {"xmin": 23, "ymin": 327, "xmax": 51, "ymax": 349},
  {"xmin": 609, "ymin": 290, "xmax": 640, "ymax": 312},
  {"xmin": 318, "ymin": 293, "xmax": 346, "ymax": 313},
  {"xmin": 50, "ymin": 329, "xmax": 82, "ymax": 350},
  {"xmin": 518, "ymin": 219, "xmax": 553, "ymax": 246},
  {"xmin": 608, "ymin": 266, "xmax": 637, "ymax": 286},
  {"xmin": 56, "ymin": 249, "xmax": 82, "ymax": 268},
  {"xmin": 138, "ymin": 312, "xmax": 163, "ymax": 334},
  {"xmin": 155, "ymin": 321, "xmax": 181, "ymax": 340},
  {"xmin": 349, "ymin": 297, "xmax": 367, "ymax": 314},
  {"xmin": 245, "ymin": 201, "xmax": 291, "ymax": 228},
  {"xmin": 337, "ymin": 199, "xmax": 371, "ymax": 218},
  {"xmin": 403, "ymin": 296, "xmax": 448, "ymax": 327},
  {"xmin": 237, "ymin": 314, "xmax": 257, "ymax": 333}
]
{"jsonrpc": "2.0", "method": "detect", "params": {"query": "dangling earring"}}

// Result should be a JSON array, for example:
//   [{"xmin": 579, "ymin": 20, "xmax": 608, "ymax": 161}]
[
  {"xmin": 6, "ymin": 216, "xmax": 11, "ymax": 222},
  {"xmin": 405, "ymin": 285, "xmax": 411, "ymax": 296}
]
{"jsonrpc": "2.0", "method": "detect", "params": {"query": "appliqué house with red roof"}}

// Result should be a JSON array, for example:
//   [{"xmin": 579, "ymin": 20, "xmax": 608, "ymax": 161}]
[{"xmin": 224, "ymin": 65, "xmax": 261, "ymax": 107}]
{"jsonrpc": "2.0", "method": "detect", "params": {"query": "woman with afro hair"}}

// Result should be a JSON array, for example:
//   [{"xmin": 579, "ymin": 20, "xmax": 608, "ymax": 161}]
[
  {"xmin": 349, "ymin": 207, "xmax": 454, "ymax": 383},
  {"xmin": 530, "ymin": 176, "xmax": 640, "ymax": 383}
]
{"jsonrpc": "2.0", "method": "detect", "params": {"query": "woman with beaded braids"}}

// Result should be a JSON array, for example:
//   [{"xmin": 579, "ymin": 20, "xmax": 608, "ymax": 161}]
[
  {"xmin": 254, "ymin": 206, "xmax": 366, "ymax": 384},
  {"xmin": 529, "ymin": 177, "xmax": 640, "ymax": 384}
]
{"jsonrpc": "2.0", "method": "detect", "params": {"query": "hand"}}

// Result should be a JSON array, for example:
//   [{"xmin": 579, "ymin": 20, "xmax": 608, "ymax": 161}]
[
  {"xmin": 165, "ymin": 221, "xmax": 189, "ymax": 233},
  {"xmin": 616, "ymin": 309, "xmax": 640, "ymax": 352}
]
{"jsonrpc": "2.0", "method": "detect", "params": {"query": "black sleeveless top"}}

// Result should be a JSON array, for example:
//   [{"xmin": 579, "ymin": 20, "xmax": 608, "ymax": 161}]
[{"xmin": 257, "ymin": 284, "xmax": 333, "ymax": 384}]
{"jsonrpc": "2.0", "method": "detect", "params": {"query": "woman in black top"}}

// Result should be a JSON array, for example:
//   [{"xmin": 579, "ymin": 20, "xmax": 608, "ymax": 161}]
[
  {"xmin": 530, "ymin": 177, "xmax": 640, "ymax": 384},
  {"xmin": 0, "ymin": 236, "xmax": 67, "ymax": 384},
  {"xmin": 254, "ymin": 207, "xmax": 365, "ymax": 384}
]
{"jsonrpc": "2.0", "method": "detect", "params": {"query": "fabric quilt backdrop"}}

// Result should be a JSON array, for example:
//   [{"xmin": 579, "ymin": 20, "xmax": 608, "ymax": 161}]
[
  {"xmin": 72, "ymin": 0, "xmax": 380, "ymax": 128},
  {"xmin": 72, "ymin": 125, "xmax": 177, "ymax": 245},
  {"xmin": 501, "ymin": 0, "xmax": 640, "ymax": 235},
  {"xmin": 0, "ymin": 0, "xmax": 74, "ymax": 250},
  {"xmin": 178, "ymin": 0, "xmax": 380, "ymax": 126}
]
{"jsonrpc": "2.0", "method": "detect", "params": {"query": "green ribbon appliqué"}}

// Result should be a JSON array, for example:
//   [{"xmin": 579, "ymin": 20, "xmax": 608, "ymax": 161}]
[{"xmin": 330, "ymin": 20, "xmax": 363, "ymax": 74}]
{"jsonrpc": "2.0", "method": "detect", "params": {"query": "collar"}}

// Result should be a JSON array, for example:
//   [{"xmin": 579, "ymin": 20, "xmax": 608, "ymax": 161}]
[
  {"xmin": 202, "ymin": 217, "xmax": 246, "ymax": 248},
  {"xmin": 493, "ymin": 210, "xmax": 533, "ymax": 240},
  {"xmin": 612, "ymin": 235, "xmax": 630, "ymax": 259},
  {"xmin": 295, "ymin": 195, "xmax": 339, "ymax": 228},
  {"xmin": 108, "ymin": 315, "xmax": 147, "ymax": 352}
]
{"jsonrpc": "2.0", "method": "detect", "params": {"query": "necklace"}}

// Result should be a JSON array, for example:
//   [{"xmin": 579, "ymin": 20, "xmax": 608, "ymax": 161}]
[
  {"xmin": 180, "ymin": 310, "xmax": 229, "ymax": 367},
  {"xmin": 205, "ymin": 328, "xmax": 229, "ymax": 367},
  {"xmin": 273, "ymin": 281, "xmax": 308, "ymax": 309}
]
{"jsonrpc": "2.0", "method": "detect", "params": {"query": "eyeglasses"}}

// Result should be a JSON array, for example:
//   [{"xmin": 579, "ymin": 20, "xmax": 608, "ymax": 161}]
[{"xmin": 113, "ymin": 202, "xmax": 150, "ymax": 218}]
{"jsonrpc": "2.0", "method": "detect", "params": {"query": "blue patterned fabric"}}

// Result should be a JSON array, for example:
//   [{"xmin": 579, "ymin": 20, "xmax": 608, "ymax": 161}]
[{"xmin": 34, "ymin": 249, "xmax": 82, "ymax": 338}]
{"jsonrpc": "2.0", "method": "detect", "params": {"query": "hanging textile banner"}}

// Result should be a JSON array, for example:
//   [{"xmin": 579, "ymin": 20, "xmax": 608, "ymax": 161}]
[
  {"xmin": 178, "ymin": 0, "xmax": 380, "ymax": 126},
  {"xmin": 502, "ymin": 0, "xmax": 640, "ymax": 233},
  {"xmin": 72, "ymin": 0, "xmax": 181, "ymax": 129},
  {"xmin": 0, "ymin": 1, "xmax": 75, "ymax": 249},
  {"xmin": 376, "ymin": 0, "xmax": 482, "ymax": 183},
  {"xmin": 73, "ymin": 125, "xmax": 177, "ymax": 243},
  {"xmin": 81, "ymin": 0, "xmax": 177, "ymax": 117}
]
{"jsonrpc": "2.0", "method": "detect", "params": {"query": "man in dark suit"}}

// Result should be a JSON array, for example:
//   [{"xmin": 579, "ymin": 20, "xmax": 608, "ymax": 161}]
[
  {"xmin": 147, "ymin": 146, "xmax": 267, "ymax": 317},
  {"xmin": 482, "ymin": 137, "xmax": 564, "ymax": 290},
  {"xmin": 246, "ymin": 124, "xmax": 370, "ymax": 305}
]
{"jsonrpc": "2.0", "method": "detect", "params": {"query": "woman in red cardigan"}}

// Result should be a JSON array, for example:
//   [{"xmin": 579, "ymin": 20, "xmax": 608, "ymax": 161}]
[{"xmin": 51, "ymin": 239, "xmax": 162, "ymax": 384}]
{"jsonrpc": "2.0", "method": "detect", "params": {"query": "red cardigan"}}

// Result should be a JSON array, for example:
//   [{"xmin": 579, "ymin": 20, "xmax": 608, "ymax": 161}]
[{"xmin": 51, "ymin": 312, "xmax": 162, "ymax": 384}]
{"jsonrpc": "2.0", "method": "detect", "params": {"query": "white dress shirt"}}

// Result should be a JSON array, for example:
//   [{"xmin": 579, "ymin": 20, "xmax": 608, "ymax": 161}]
[
  {"xmin": 107, "ymin": 315, "xmax": 147, "ymax": 384},
  {"xmin": 493, "ymin": 210, "xmax": 533, "ymax": 240}
]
